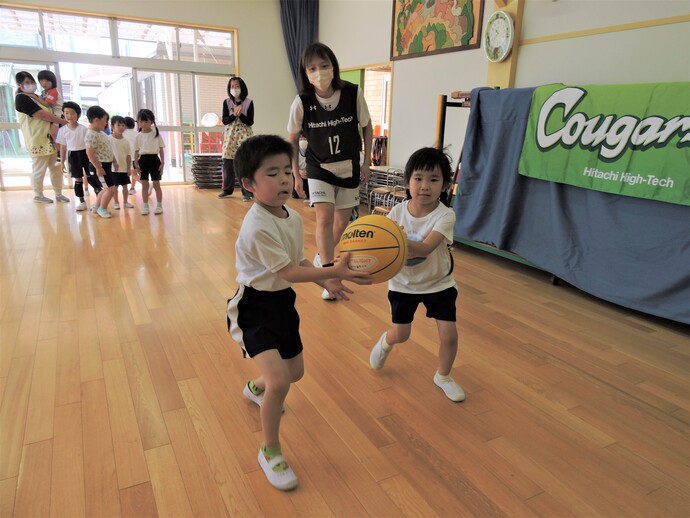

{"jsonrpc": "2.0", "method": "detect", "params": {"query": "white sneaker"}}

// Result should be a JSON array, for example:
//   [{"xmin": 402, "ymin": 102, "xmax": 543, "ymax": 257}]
[
  {"xmin": 257, "ymin": 449, "xmax": 298, "ymax": 491},
  {"xmin": 154, "ymin": 205, "xmax": 163, "ymax": 215},
  {"xmin": 55, "ymin": 194, "xmax": 70, "ymax": 203},
  {"xmin": 113, "ymin": 202, "xmax": 120, "ymax": 210},
  {"xmin": 433, "ymin": 372, "xmax": 466, "ymax": 402},
  {"xmin": 33, "ymin": 195, "xmax": 53, "ymax": 204},
  {"xmin": 97, "ymin": 207, "xmax": 112, "ymax": 219},
  {"xmin": 370, "ymin": 333, "xmax": 392, "ymax": 370},
  {"xmin": 313, "ymin": 253, "xmax": 322, "ymax": 268},
  {"xmin": 76, "ymin": 202, "xmax": 87, "ymax": 211},
  {"xmin": 141, "ymin": 204, "xmax": 150, "ymax": 215},
  {"xmin": 124, "ymin": 202, "xmax": 135, "ymax": 209},
  {"xmin": 90, "ymin": 205, "xmax": 99, "ymax": 214},
  {"xmin": 128, "ymin": 188, "xmax": 136, "ymax": 195}
]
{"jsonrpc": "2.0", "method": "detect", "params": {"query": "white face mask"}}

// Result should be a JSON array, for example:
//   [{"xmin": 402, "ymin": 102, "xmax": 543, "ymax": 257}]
[
  {"xmin": 307, "ymin": 68, "xmax": 333, "ymax": 93},
  {"xmin": 230, "ymin": 88, "xmax": 241, "ymax": 98},
  {"xmin": 21, "ymin": 83, "xmax": 37, "ymax": 94},
  {"xmin": 299, "ymin": 139, "xmax": 308, "ymax": 153}
]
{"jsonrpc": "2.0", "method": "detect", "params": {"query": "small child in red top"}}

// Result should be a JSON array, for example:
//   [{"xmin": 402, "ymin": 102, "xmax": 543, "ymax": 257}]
[{"xmin": 37, "ymin": 70, "xmax": 63, "ymax": 140}]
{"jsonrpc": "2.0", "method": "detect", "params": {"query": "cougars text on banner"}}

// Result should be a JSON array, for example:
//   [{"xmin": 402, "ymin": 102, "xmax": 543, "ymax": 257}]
[{"xmin": 518, "ymin": 83, "xmax": 690, "ymax": 206}]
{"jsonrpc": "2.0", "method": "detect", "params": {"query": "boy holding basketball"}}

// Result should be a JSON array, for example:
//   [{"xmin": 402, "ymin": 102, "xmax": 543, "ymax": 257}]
[
  {"xmin": 227, "ymin": 134, "xmax": 371, "ymax": 491},
  {"xmin": 369, "ymin": 147, "xmax": 465, "ymax": 402}
]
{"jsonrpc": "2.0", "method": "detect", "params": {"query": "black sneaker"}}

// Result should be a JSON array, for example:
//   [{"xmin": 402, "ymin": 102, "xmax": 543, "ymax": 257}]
[{"xmin": 218, "ymin": 192, "xmax": 232, "ymax": 198}]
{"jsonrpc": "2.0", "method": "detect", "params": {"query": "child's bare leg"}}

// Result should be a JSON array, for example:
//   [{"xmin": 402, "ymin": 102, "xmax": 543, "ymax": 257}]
[
  {"xmin": 436, "ymin": 320, "xmax": 458, "ymax": 376},
  {"xmin": 122, "ymin": 186, "xmax": 129, "ymax": 205},
  {"xmin": 141, "ymin": 180, "xmax": 150, "ymax": 203},
  {"xmin": 100, "ymin": 185, "xmax": 117, "ymax": 210},
  {"xmin": 153, "ymin": 181, "xmax": 162, "ymax": 203},
  {"xmin": 385, "ymin": 323, "xmax": 411, "ymax": 346},
  {"xmin": 370, "ymin": 323, "xmax": 410, "ymax": 370}
]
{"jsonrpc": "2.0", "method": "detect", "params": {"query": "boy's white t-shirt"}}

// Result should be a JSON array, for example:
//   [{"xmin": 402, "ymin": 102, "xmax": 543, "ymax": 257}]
[
  {"xmin": 55, "ymin": 123, "xmax": 88, "ymax": 151},
  {"xmin": 387, "ymin": 200, "xmax": 456, "ymax": 294},
  {"xmin": 135, "ymin": 131, "xmax": 165, "ymax": 155},
  {"xmin": 123, "ymin": 128, "xmax": 137, "ymax": 157},
  {"xmin": 110, "ymin": 135, "xmax": 131, "ymax": 173},
  {"xmin": 235, "ymin": 203, "xmax": 306, "ymax": 292}
]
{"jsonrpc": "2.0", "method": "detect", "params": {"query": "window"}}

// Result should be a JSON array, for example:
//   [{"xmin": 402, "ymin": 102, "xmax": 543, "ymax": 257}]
[
  {"xmin": 0, "ymin": 7, "xmax": 42, "ymax": 49},
  {"xmin": 0, "ymin": 6, "xmax": 237, "ymax": 189},
  {"xmin": 117, "ymin": 21, "xmax": 176, "ymax": 60},
  {"xmin": 42, "ymin": 12, "xmax": 112, "ymax": 55}
]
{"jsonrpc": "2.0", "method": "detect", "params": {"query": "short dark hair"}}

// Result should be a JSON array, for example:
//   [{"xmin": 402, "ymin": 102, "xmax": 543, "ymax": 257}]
[
  {"xmin": 123, "ymin": 116, "xmax": 135, "ymax": 129},
  {"xmin": 234, "ymin": 135, "xmax": 293, "ymax": 185},
  {"xmin": 37, "ymin": 70, "xmax": 58, "ymax": 89},
  {"xmin": 86, "ymin": 105, "xmax": 108, "ymax": 123},
  {"xmin": 404, "ymin": 147, "xmax": 454, "ymax": 205},
  {"xmin": 110, "ymin": 115, "xmax": 125, "ymax": 126},
  {"xmin": 62, "ymin": 101, "xmax": 81, "ymax": 117},
  {"xmin": 227, "ymin": 76, "xmax": 248, "ymax": 101},
  {"xmin": 298, "ymin": 42, "xmax": 345, "ymax": 95}
]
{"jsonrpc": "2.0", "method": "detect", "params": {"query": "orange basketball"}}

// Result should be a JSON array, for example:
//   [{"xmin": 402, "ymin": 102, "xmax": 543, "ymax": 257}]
[{"xmin": 338, "ymin": 214, "xmax": 408, "ymax": 284}]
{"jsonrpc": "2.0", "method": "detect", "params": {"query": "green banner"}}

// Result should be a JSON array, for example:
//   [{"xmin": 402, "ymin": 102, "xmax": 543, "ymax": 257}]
[{"xmin": 518, "ymin": 83, "xmax": 690, "ymax": 206}]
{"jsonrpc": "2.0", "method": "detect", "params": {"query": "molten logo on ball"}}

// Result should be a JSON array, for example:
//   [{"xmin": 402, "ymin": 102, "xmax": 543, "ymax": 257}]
[{"xmin": 338, "ymin": 214, "xmax": 407, "ymax": 284}]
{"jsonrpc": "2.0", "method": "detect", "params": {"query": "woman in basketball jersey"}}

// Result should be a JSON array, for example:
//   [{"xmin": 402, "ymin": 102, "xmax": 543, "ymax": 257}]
[{"xmin": 287, "ymin": 43, "xmax": 373, "ymax": 300}]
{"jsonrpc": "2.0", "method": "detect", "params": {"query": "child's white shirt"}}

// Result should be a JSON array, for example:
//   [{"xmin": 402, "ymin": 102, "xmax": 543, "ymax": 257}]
[
  {"xmin": 110, "ymin": 135, "xmax": 131, "ymax": 173},
  {"xmin": 55, "ymin": 123, "xmax": 88, "ymax": 151},
  {"xmin": 387, "ymin": 200, "xmax": 456, "ymax": 294},
  {"xmin": 235, "ymin": 204, "xmax": 305, "ymax": 292},
  {"xmin": 135, "ymin": 131, "xmax": 165, "ymax": 155}
]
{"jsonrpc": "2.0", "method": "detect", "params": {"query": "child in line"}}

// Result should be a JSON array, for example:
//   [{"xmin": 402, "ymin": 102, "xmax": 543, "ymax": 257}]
[
  {"xmin": 369, "ymin": 147, "xmax": 465, "ymax": 402},
  {"xmin": 110, "ymin": 116, "xmax": 134, "ymax": 210},
  {"xmin": 85, "ymin": 106, "xmax": 116, "ymax": 219},
  {"xmin": 133, "ymin": 109, "xmax": 165, "ymax": 215},
  {"xmin": 123, "ymin": 116, "xmax": 138, "ymax": 194},
  {"xmin": 287, "ymin": 42, "xmax": 373, "ymax": 301},
  {"xmin": 226, "ymin": 135, "xmax": 371, "ymax": 491},
  {"xmin": 55, "ymin": 101, "xmax": 92, "ymax": 211}
]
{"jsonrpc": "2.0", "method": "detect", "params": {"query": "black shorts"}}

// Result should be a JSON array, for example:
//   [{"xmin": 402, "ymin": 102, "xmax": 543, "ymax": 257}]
[
  {"xmin": 114, "ymin": 172, "xmax": 130, "ymax": 186},
  {"xmin": 388, "ymin": 286, "xmax": 457, "ymax": 324},
  {"xmin": 89, "ymin": 162, "xmax": 115, "ymax": 187},
  {"xmin": 226, "ymin": 285, "xmax": 303, "ymax": 359},
  {"xmin": 68, "ymin": 149, "xmax": 90, "ymax": 179},
  {"xmin": 138, "ymin": 154, "xmax": 162, "ymax": 181}
]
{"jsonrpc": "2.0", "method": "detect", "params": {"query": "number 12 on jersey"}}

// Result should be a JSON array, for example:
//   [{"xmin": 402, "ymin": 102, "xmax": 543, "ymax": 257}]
[{"xmin": 328, "ymin": 135, "xmax": 340, "ymax": 155}]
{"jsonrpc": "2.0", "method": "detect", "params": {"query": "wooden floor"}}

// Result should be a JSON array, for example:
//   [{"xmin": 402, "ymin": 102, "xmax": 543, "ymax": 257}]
[{"xmin": 0, "ymin": 186, "xmax": 688, "ymax": 517}]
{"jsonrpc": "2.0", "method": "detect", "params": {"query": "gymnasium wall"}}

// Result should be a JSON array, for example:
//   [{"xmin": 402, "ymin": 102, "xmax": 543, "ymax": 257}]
[{"xmin": 321, "ymin": 0, "xmax": 690, "ymax": 168}]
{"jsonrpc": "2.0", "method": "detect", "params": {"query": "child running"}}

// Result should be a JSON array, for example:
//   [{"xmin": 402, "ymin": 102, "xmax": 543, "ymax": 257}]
[
  {"xmin": 109, "ymin": 116, "xmax": 134, "ymax": 209},
  {"xmin": 369, "ymin": 147, "xmax": 465, "ymax": 402},
  {"xmin": 226, "ymin": 135, "xmax": 371, "ymax": 491},
  {"xmin": 55, "ymin": 101, "xmax": 91, "ymax": 211},
  {"xmin": 133, "ymin": 109, "xmax": 165, "ymax": 215}
]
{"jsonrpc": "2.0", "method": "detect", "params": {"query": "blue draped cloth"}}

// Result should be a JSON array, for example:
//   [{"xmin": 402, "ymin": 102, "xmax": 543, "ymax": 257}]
[{"xmin": 454, "ymin": 87, "xmax": 690, "ymax": 324}]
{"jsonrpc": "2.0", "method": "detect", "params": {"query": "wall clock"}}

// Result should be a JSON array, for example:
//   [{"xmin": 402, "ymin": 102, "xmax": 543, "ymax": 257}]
[{"xmin": 484, "ymin": 10, "xmax": 515, "ymax": 63}]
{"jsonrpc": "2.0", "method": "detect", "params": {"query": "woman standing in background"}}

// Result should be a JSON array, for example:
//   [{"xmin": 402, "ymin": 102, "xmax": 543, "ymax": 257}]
[{"xmin": 218, "ymin": 76, "xmax": 255, "ymax": 201}]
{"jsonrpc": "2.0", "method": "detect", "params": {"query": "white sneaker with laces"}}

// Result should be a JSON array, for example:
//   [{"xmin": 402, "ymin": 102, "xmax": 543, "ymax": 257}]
[
  {"xmin": 141, "ymin": 204, "xmax": 150, "ymax": 215},
  {"xmin": 113, "ymin": 202, "xmax": 120, "ymax": 210},
  {"xmin": 124, "ymin": 202, "xmax": 134, "ymax": 209},
  {"xmin": 154, "ymin": 205, "xmax": 163, "ymax": 215},
  {"xmin": 433, "ymin": 372, "xmax": 466, "ymax": 402},
  {"xmin": 97, "ymin": 207, "xmax": 112, "ymax": 219},
  {"xmin": 370, "ymin": 333, "xmax": 392, "ymax": 370},
  {"xmin": 55, "ymin": 194, "xmax": 70, "ymax": 203},
  {"xmin": 76, "ymin": 202, "xmax": 87, "ymax": 211},
  {"xmin": 257, "ymin": 449, "xmax": 298, "ymax": 491},
  {"xmin": 33, "ymin": 195, "xmax": 53, "ymax": 204}
]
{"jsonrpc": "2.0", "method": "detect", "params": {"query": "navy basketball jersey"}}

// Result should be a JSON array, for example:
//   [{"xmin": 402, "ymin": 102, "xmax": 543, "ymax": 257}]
[{"xmin": 300, "ymin": 82, "xmax": 362, "ymax": 189}]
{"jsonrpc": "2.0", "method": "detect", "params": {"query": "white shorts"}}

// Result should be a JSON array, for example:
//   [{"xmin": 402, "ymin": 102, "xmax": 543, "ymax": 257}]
[{"xmin": 308, "ymin": 179, "xmax": 359, "ymax": 209}]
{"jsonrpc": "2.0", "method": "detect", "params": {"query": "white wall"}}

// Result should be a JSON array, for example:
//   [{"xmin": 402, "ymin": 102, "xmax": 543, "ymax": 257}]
[{"xmin": 7, "ymin": 0, "xmax": 296, "ymax": 137}]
